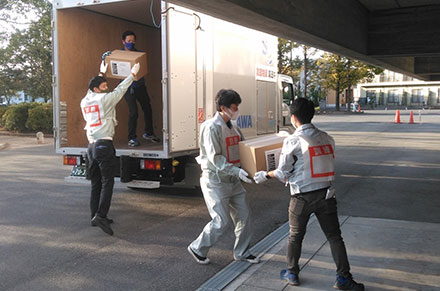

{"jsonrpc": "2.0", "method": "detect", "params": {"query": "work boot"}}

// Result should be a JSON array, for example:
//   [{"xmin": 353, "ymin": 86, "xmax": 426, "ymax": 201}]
[
  {"xmin": 91, "ymin": 215, "xmax": 113, "ymax": 236},
  {"xmin": 142, "ymin": 133, "xmax": 160, "ymax": 143},
  {"xmin": 334, "ymin": 274, "xmax": 364, "ymax": 290},
  {"xmin": 128, "ymin": 138, "xmax": 140, "ymax": 147},
  {"xmin": 280, "ymin": 269, "xmax": 300, "ymax": 286},
  {"xmin": 91, "ymin": 217, "xmax": 113, "ymax": 226},
  {"xmin": 187, "ymin": 245, "xmax": 210, "ymax": 264}
]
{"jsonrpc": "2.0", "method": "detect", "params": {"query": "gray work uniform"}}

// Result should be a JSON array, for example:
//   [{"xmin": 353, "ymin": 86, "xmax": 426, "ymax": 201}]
[{"xmin": 190, "ymin": 112, "xmax": 252, "ymax": 260}]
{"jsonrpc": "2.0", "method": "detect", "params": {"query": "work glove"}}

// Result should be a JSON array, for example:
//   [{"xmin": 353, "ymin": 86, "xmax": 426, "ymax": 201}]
[
  {"xmin": 238, "ymin": 169, "xmax": 252, "ymax": 184},
  {"xmin": 131, "ymin": 62, "xmax": 140, "ymax": 76},
  {"xmin": 253, "ymin": 171, "xmax": 268, "ymax": 184},
  {"xmin": 99, "ymin": 61, "xmax": 108, "ymax": 75},
  {"xmin": 101, "ymin": 50, "xmax": 111, "ymax": 60}
]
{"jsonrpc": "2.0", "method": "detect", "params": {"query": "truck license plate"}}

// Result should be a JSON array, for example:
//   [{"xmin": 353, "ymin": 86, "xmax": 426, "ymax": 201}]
[{"xmin": 71, "ymin": 165, "xmax": 87, "ymax": 177}]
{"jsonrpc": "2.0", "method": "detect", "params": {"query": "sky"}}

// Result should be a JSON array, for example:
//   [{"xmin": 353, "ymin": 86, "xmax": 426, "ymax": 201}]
[{"xmin": 0, "ymin": 7, "xmax": 40, "ymax": 47}]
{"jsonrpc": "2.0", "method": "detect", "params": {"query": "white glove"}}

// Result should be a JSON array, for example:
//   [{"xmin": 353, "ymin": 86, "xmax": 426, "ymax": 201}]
[
  {"xmin": 131, "ymin": 62, "xmax": 140, "ymax": 76},
  {"xmin": 238, "ymin": 169, "xmax": 252, "ymax": 183},
  {"xmin": 100, "ymin": 61, "xmax": 108, "ymax": 75},
  {"xmin": 253, "ymin": 171, "xmax": 268, "ymax": 184}
]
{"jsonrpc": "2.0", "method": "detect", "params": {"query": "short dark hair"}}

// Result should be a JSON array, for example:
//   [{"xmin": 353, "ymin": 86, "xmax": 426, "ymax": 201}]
[
  {"xmin": 215, "ymin": 89, "xmax": 242, "ymax": 111},
  {"xmin": 290, "ymin": 98, "xmax": 315, "ymax": 124},
  {"xmin": 122, "ymin": 30, "xmax": 136, "ymax": 41},
  {"xmin": 88, "ymin": 76, "xmax": 107, "ymax": 91}
]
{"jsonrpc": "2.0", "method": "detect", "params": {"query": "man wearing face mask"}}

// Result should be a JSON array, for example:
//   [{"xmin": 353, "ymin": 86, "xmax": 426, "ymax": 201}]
[
  {"xmin": 121, "ymin": 30, "xmax": 159, "ymax": 147},
  {"xmin": 81, "ymin": 61, "xmax": 140, "ymax": 236},
  {"xmin": 187, "ymin": 89, "xmax": 259, "ymax": 265},
  {"xmin": 253, "ymin": 98, "xmax": 364, "ymax": 290}
]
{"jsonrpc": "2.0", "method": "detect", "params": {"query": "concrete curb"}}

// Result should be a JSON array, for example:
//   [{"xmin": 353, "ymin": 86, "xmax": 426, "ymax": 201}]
[{"xmin": 0, "ymin": 130, "xmax": 53, "ymax": 138}]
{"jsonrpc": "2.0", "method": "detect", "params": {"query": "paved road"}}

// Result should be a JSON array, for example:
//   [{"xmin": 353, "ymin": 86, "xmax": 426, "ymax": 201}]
[{"xmin": 0, "ymin": 109, "xmax": 439, "ymax": 291}]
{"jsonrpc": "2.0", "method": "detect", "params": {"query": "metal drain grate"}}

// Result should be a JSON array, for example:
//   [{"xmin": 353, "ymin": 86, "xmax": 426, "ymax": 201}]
[{"xmin": 196, "ymin": 222, "xmax": 289, "ymax": 291}]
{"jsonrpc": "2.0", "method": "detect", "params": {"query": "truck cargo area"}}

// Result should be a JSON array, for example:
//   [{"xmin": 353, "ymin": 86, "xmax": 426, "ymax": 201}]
[{"xmin": 55, "ymin": 0, "xmax": 164, "ymax": 152}]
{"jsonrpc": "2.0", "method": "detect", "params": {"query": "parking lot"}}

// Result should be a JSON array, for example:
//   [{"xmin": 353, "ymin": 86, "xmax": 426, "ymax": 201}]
[{"xmin": 0, "ymin": 109, "xmax": 439, "ymax": 291}]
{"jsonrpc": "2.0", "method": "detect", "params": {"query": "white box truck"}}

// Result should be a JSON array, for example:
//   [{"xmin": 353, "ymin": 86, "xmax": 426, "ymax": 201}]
[{"xmin": 52, "ymin": 0, "xmax": 294, "ymax": 188}]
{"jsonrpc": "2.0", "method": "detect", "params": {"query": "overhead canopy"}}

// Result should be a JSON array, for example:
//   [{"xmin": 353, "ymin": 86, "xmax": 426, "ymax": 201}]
[{"xmin": 166, "ymin": 0, "xmax": 440, "ymax": 81}]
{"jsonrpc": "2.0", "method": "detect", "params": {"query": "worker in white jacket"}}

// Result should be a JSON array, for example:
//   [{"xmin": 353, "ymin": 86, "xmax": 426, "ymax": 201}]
[
  {"xmin": 187, "ymin": 89, "xmax": 259, "ymax": 265},
  {"xmin": 254, "ymin": 98, "xmax": 364, "ymax": 290},
  {"xmin": 80, "ymin": 61, "xmax": 140, "ymax": 236}
]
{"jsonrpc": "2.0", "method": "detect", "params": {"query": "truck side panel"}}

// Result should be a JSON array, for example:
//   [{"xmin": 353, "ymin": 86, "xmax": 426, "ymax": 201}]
[{"xmin": 167, "ymin": 8, "xmax": 198, "ymax": 152}]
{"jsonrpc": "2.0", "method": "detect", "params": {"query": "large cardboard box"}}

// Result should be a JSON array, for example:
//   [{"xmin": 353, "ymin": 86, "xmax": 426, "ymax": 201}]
[
  {"xmin": 104, "ymin": 50, "xmax": 148, "ymax": 81},
  {"xmin": 239, "ymin": 134, "xmax": 286, "ymax": 177}
]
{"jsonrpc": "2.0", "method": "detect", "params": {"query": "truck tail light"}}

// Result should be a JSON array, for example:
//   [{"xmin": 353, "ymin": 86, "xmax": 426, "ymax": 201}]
[
  {"xmin": 140, "ymin": 159, "xmax": 161, "ymax": 170},
  {"xmin": 64, "ymin": 155, "xmax": 81, "ymax": 166}
]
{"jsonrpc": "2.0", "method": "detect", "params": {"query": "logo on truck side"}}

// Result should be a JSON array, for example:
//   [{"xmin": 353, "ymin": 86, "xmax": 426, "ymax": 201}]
[
  {"xmin": 255, "ymin": 65, "xmax": 277, "ymax": 82},
  {"xmin": 237, "ymin": 115, "xmax": 253, "ymax": 128}
]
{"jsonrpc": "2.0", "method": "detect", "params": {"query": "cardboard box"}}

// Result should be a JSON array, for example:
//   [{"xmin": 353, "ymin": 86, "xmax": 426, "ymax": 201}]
[
  {"xmin": 104, "ymin": 50, "xmax": 147, "ymax": 81},
  {"xmin": 239, "ymin": 134, "xmax": 286, "ymax": 177}
]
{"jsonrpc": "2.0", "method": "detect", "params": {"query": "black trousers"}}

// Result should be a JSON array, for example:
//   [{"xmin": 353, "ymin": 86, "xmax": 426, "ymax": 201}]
[
  {"xmin": 87, "ymin": 140, "xmax": 116, "ymax": 219},
  {"xmin": 287, "ymin": 188, "xmax": 351, "ymax": 277},
  {"xmin": 124, "ymin": 85, "xmax": 153, "ymax": 140}
]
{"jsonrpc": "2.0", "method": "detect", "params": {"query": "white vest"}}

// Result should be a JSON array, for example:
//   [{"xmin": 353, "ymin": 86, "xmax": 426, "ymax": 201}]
[
  {"xmin": 197, "ymin": 112, "xmax": 243, "ymax": 183},
  {"xmin": 274, "ymin": 123, "xmax": 335, "ymax": 194},
  {"xmin": 81, "ymin": 91, "xmax": 117, "ymax": 143},
  {"xmin": 220, "ymin": 120, "xmax": 241, "ymax": 166}
]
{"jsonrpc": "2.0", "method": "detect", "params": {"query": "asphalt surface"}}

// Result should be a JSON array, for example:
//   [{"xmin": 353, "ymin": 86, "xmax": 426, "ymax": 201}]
[{"xmin": 0, "ymin": 109, "xmax": 439, "ymax": 291}]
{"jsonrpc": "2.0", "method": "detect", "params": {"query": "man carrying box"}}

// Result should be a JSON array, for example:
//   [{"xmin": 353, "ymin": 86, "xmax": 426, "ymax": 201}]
[
  {"xmin": 81, "ymin": 61, "xmax": 140, "ymax": 235},
  {"xmin": 121, "ymin": 30, "xmax": 159, "ymax": 146},
  {"xmin": 253, "ymin": 98, "xmax": 364, "ymax": 290},
  {"xmin": 187, "ymin": 89, "xmax": 259, "ymax": 265}
]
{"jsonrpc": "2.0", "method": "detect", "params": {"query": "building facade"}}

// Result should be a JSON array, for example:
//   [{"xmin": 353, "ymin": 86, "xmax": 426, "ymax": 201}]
[{"xmin": 354, "ymin": 70, "xmax": 440, "ymax": 108}]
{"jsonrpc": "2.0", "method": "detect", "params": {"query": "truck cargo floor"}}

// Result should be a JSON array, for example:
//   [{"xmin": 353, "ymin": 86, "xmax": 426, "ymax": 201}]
[{"xmin": 113, "ymin": 140, "xmax": 164, "ymax": 151}]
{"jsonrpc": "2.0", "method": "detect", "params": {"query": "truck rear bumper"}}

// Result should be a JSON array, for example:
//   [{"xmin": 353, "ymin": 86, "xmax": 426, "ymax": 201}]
[{"xmin": 64, "ymin": 176, "xmax": 160, "ymax": 189}]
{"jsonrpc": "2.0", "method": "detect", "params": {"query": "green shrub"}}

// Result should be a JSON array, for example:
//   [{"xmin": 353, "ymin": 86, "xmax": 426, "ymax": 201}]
[
  {"xmin": 2, "ymin": 103, "xmax": 33, "ymax": 132},
  {"xmin": 26, "ymin": 103, "xmax": 53, "ymax": 133},
  {"xmin": 1, "ymin": 103, "xmax": 52, "ymax": 133}
]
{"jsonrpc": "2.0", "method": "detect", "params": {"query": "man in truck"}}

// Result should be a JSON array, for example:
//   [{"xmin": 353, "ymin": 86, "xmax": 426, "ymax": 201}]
[
  {"xmin": 187, "ymin": 89, "xmax": 259, "ymax": 265},
  {"xmin": 81, "ymin": 61, "xmax": 140, "ymax": 236},
  {"xmin": 121, "ymin": 30, "xmax": 160, "ymax": 147},
  {"xmin": 253, "ymin": 98, "xmax": 364, "ymax": 290}
]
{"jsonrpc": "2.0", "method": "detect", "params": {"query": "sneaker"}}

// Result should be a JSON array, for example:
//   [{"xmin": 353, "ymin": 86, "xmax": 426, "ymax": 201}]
[
  {"xmin": 236, "ymin": 254, "xmax": 260, "ymax": 264},
  {"xmin": 334, "ymin": 274, "xmax": 364, "ymax": 291},
  {"xmin": 91, "ymin": 217, "xmax": 113, "ymax": 227},
  {"xmin": 142, "ymin": 133, "xmax": 160, "ymax": 143},
  {"xmin": 128, "ymin": 138, "xmax": 140, "ymax": 147},
  {"xmin": 280, "ymin": 269, "xmax": 300, "ymax": 286},
  {"xmin": 91, "ymin": 215, "xmax": 113, "ymax": 236},
  {"xmin": 187, "ymin": 245, "xmax": 210, "ymax": 265}
]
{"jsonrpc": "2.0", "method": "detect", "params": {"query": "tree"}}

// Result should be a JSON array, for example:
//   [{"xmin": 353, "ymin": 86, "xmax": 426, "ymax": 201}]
[
  {"xmin": 278, "ymin": 38, "xmax": 302, "ymax": 86},
  {"xmin": 300, "ymin": 45, "xmax": 318, "ymax": 98},
  {"xmin": 0, "ymin": 47, "xmax": 24, "ymax": 105},
  {"xmin": 0, "ymin": 0, "xmax": 52, "ymax": 102},
  {"xmin": 319, "ymin": 53, "xmax": 383, "ymax": 111}
]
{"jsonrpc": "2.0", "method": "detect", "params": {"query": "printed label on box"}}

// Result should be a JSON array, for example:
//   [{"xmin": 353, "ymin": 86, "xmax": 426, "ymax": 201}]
[
  {"xmin": 265, "ymin": 148, "xmax": 282, "ymax": 171},
  {"xmin": 110, "ymin": 60, "xmax": 131, "ymax": 77}
]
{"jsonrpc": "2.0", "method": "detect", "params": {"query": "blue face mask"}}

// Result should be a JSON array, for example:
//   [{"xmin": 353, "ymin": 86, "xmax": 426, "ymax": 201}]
[{"xmin": 125, "ymin": 42, "xmax": 135, "ymax": 50}]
